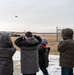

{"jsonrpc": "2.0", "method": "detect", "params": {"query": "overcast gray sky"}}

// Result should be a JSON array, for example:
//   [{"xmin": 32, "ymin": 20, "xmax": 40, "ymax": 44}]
[{"xmin": 0, "ymin": 0, "xmax": 74, "ymax": 32}]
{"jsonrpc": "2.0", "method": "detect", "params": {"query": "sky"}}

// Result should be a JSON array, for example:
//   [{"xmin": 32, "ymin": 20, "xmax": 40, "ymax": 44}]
[{"xmin": 0, "ymin": 0, "xmax": 74, "ymax": 32}]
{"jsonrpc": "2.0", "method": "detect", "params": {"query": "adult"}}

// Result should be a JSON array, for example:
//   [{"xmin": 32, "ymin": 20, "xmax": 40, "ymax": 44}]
[
  {"xmin": 14, "ymin": 31, "xmax": 42, "ymax": 75},
  {"xmin": 0, "ymin": 32, "xmax": 16, "ymax": 75},
  {"xmin": 58, "ymin": 28, "xmax": 74, "ymax": 75}
]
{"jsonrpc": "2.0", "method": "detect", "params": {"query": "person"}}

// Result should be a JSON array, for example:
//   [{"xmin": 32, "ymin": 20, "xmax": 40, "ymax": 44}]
[
  {"xmin": 38, "ymin": 38, "xmax": 50, "ymax": 75},
  {"xmin": 57, "ymin": 28, "xmax": 74, "ymax": 75},
  {"xmin": 0, "ymin": 32, "xmax": 16, "ymax": 75},
  {"xmin": 14, "ymin": 31, "xmax": 42, "ymax": 75}
]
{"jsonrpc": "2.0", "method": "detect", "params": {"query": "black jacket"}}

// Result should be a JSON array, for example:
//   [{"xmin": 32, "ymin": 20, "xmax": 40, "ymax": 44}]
[
  {"xmin": 38, "ymin": 44, "xmax": 50, "ymax": 68},
  {"xmin": 14, "ymin": 35, "xmax": 41, "ymax": 47}
]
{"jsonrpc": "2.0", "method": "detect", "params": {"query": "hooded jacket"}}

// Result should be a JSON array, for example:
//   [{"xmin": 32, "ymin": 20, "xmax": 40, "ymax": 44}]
[
  {"xmin": 38, "ymin": 38, "xmax": 50, "ymax": 68},
  {"xmin": 0, "ymin": 33, "xmax": 16, "ymax": 75},
  {"xmin": 58, "ymin": 28, "xmax": 74, "ymax": 68},
  {"xmin": 14, "ymin": 35, "xmax": 42, "ymax": 74}
]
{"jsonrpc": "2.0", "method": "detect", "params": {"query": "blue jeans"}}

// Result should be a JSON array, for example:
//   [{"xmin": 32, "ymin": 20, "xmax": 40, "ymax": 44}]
[
  {"xmin": 39, "ymin": 63, "xmax": 49, "ymax": 75},
  {"xmin": 61, "ymin": 67, "xmax": 73, "ymax": 75}
]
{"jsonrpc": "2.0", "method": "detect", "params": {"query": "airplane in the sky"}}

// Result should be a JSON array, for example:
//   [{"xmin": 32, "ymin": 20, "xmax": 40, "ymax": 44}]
[{"xmin": 15, "ymin": 15, "xmax": 18, "ymax": 18}]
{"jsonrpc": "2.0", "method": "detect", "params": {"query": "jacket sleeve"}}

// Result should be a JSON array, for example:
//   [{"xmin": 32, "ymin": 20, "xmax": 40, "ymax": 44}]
[
  {"xmin": 7, "ymin": 47, "xmax": 16, "ymax": 58},
  {"xmin": 11, "ymin": 47, "xmax": 16, "ymax": 56},
  {"xmin": 58, "ymin": 41, "xmax": 68, "ymax": 53},
  {"xmin": 34, "ymin": 35, "xmax": 42, "ymax": 45},
  {"xmin": 14, "ymin": 37, "xmax": 26, "ymax": 47}
]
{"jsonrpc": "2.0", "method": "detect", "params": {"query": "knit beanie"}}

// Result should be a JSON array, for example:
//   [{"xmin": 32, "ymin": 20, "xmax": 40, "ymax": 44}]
[{"xmin": 41, "ymin": 38, "xmax": 48, "ymax": 45}]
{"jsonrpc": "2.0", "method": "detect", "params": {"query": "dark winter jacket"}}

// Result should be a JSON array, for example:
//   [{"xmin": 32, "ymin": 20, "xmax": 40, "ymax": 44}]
[
  {"xmin": 58, "ymin": 28, "xmax": 74, "ymax": 68},
  {"xmin": 38, "ymin": 44, "xmax": 50, "ymax": 68},
  {"xmin": 38, "ymin": 38, "xmax": 50, "ymax": 68},
  {"xmin": 14, "ymin": 35, "xmax": 42, "ymax": 74},
  {"xmin": 0, "ymin": 33, "xmax": 16, "ymax": 75}
]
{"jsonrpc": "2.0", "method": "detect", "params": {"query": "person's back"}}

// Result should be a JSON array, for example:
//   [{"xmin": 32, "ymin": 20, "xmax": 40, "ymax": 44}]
[
  {"xmin": 0, "ymin": 32, "xmax": 16, "ymax": 75},
  {"xmin": 38, "ymin": 38, "xmax": 50, "ymax": 75},
  {"xmin": 14, "ymin": 31, "xmax": 42, "ymax": 75},
  {"xmin": 58, "ymin": 28, "xmax": 74, "ymax": 75}
]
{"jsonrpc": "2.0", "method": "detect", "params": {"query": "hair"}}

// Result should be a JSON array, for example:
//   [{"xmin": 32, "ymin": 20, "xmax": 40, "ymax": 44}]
[{"xmin": 25, "ymin": 31, "xmax": 32, "ymax": 38}]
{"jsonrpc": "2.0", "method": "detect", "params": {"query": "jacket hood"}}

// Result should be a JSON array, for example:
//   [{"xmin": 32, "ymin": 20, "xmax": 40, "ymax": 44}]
[
  {"xmin": 26, "ymin": 37, "xmax": 38, "ymax": 44},
  {"xmin": 0, "ymin": 32, "xmax": 13, "ymax": 47},
  {"xmin": 61, "ymin": 28, "xmax": 73, "ymax": 40}
]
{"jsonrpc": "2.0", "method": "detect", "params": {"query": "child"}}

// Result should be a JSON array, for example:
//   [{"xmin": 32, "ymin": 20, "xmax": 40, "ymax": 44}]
[
  {"xmin": 58, "ymin": 28, "xmax": 74, "ymax": 75},
  {"xmin": 38, "ymin": 38, "xmax": 50, "ymax": 75}
]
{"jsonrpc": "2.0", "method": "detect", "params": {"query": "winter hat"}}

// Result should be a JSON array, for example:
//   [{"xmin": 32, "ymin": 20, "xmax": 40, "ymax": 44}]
[{"xmin": 41, "ymin": 38, "xmax": 48, "ymax": 45}]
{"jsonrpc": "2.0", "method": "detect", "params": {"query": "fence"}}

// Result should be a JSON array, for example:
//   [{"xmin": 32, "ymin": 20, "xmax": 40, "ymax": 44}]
[
  {"xmin": 56, "ymin": 27, "xmax": 74, "ymax": 42},
  {"xmin": 56, "ymin": 27, "xmax": 62, "ymax": 42}
]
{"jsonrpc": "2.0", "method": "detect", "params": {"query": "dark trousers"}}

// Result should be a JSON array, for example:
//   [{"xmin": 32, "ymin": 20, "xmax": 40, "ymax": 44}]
[
  {"xmin": 61, "ymin": 67, "xmax": 73, "ymax": 75},
  {"xmin": 39, "ymin": 63, "xmax": 49, "ymax": 75},
  {"xmin": 10, "ymin": 74, "xmax": 13, "ymax": 75},
  {"xmin": 23, "ymin": 73, "xmax": 36, "ymax": 75}
]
